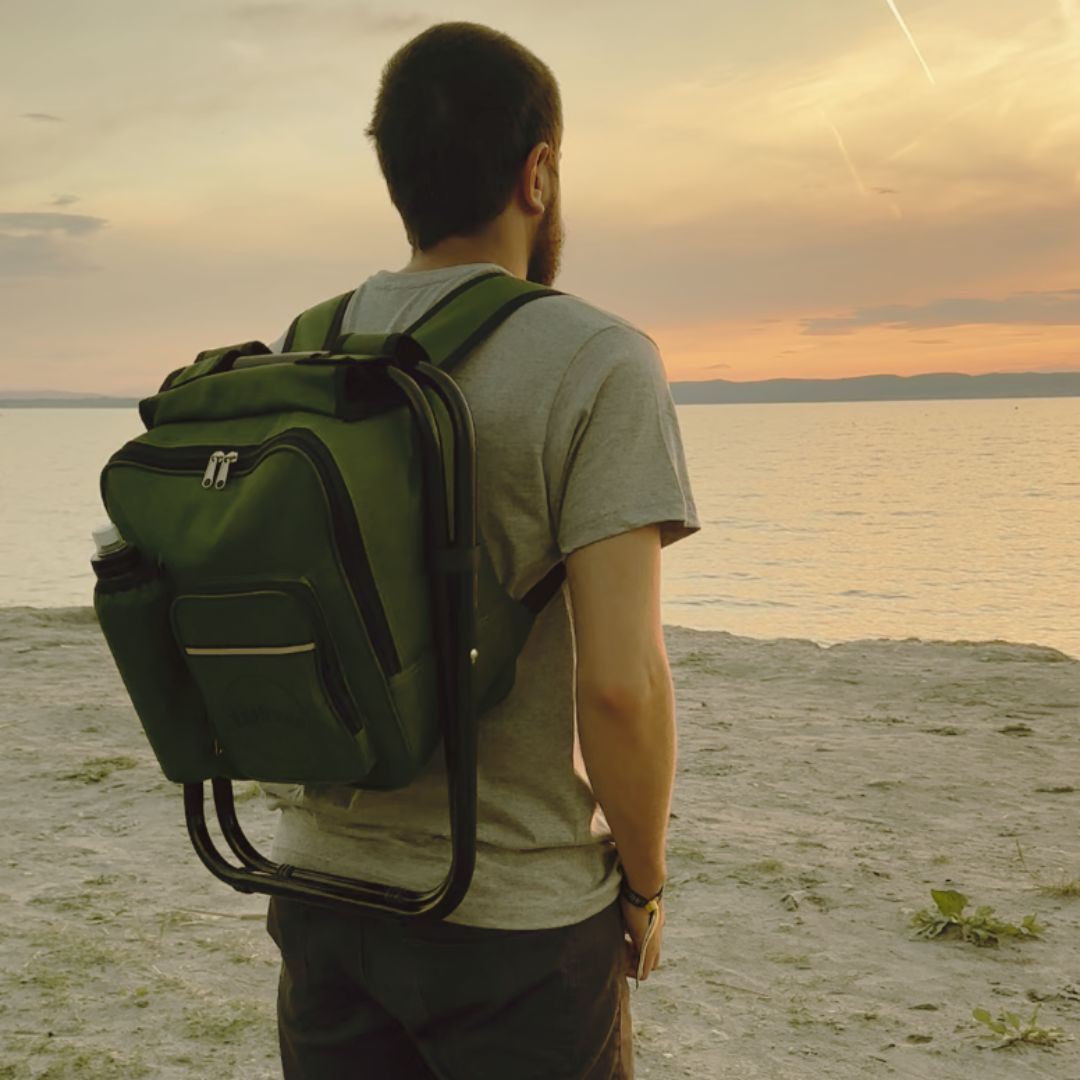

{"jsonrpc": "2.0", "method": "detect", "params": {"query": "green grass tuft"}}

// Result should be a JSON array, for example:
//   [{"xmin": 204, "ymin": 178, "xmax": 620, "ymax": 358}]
[
  {"xmin": 911, "ymin": 889, "xmax": 1042, "ymax": 947},
  {"xmin": 973, "ymin": 1005, "xmax": 1067, "ymax": 1049},
  {"xmin": 60, "ymin": 756, "xmax": 138, "ymax": 784}
]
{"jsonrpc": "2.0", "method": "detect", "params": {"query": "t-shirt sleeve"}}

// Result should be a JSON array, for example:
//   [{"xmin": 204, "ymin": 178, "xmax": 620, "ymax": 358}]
[{"xmin": 544, "ymin": 324, "xmax": 700, "ymax": 557}]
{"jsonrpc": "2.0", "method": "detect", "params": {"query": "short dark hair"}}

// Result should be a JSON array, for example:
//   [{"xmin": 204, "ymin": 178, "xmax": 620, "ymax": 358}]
[{"xmin": 366, "ymin": 23, "xmax": 562, "ymax": 250}]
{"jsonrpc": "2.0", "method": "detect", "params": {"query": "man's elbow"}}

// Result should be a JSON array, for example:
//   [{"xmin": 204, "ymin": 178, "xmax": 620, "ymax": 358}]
[{"xmin": 577, "ymin": 654, "xmax": 673, "ymax": 718}]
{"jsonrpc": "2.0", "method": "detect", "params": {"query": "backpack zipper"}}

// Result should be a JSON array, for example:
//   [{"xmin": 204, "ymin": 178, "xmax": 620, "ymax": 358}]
[
  {"xmin": 215, "ymin": 450, "xmax": 239, "ymax": 489},
  {"xmin": 104, "ymin": 430, "xmax": 402, "ymax": 676},
  {"xmin": 202, "ymin": 451, "xmax": 225, "ymax": 488}
]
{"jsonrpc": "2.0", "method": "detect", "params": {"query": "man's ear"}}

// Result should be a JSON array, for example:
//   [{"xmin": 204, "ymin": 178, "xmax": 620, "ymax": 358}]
[{"xmin": 520, "ymin": 141, "xmax": 553, "ymax": 216}]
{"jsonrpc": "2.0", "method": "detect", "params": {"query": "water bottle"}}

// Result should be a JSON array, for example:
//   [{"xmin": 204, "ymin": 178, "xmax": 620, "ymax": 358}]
[{"xmin": 91, "ymin": 521, "xmax": 141, "ymax": 584}]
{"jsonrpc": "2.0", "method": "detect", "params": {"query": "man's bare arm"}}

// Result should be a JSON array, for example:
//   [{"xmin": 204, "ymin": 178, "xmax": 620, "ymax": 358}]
[{"xmin": 567, "ymin": 525, "xmax": 676, "ymax": 903}]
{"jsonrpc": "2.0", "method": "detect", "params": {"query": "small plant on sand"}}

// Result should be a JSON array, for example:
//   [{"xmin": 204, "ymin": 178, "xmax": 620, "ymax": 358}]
[
  {"xmin": 61, "ymin": 755, "xmax": 138, "ymax": 784},
  {"xmin": 973, "ymin": 1005, "xmax": 1066, "ymax": 1050},
  {"xmin": 1015, "ymin": 841, "xmax": 1080, "ymax": 898},
  {"xmin": 1038, "ymin": 877, "xmax": 1080, "ymax": 898},
  {"xmin": 911, "ymin": 889, "xmax": 1042, "ymax": 946}
]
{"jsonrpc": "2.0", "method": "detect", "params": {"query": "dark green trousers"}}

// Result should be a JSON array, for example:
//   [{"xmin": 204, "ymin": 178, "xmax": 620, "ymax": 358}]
[{"xmin": 266, "ymin": 897, "xmax": 633, "ymax": 1079}]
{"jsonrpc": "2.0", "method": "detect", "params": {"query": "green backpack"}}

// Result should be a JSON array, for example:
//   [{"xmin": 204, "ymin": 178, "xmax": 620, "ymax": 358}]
[{"xmin": 94, "ymin": 271, "xmax": 562, "ymax": 917}]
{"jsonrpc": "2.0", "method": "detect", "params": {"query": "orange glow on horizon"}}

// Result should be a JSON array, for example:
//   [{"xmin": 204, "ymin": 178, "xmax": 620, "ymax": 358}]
[{"xmin": 651, "ymin": 319, "xmax": 1080, "ymax": 383}]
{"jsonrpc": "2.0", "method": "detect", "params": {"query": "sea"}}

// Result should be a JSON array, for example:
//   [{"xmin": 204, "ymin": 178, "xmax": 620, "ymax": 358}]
[{"xmin": 1, "ymin": 398, "xmax": 1077, "ymax": 660}]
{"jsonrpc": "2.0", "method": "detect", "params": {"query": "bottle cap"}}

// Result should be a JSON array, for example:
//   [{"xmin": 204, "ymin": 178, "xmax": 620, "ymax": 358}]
[{"xmin": 92, "ymin": 522, "xmax": 123, "ymax": 553}]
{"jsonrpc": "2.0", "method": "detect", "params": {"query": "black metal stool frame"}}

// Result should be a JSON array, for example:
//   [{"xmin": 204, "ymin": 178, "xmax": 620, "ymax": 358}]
[{"xmin": 181, "ymin": 355, "xmax": 479, "ymax": 920}]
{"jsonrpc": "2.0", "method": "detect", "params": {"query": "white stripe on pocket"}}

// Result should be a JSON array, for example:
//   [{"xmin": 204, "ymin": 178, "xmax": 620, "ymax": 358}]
[{"xmin": 185, "ymin": 643, "xmax": 316, "ymax": 657}]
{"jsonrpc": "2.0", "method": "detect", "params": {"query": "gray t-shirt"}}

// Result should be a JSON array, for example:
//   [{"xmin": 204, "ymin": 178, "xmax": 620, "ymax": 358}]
[{"xmin": 267, "ymin": 263, "xmax": 700, "ymax": 929}]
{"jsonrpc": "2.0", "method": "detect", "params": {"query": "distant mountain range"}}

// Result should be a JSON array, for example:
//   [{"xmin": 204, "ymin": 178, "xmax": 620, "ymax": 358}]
[
  {"xmin": 670, "ymin": 371, "xmax": 1080, "ymax": 404},
  {"xmin": 2, "ymin": 371, "xmax": 1079, "ymax": 408}
]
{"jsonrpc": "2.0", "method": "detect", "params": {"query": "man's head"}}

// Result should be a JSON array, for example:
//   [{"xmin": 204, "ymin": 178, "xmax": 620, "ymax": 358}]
[{"xmin": 366, "ymin": 22, "xmax": 563, "ymax": 285}]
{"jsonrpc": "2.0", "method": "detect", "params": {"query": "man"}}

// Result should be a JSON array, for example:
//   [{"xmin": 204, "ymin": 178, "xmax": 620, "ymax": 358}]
[{"xmin": 265, "ymin": 21, "xmax": 699, "ymax": 1079}]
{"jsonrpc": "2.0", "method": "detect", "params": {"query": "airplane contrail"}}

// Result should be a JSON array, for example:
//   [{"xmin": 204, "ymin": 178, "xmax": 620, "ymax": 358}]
[
  {"xmin": 823, "ymin": 111, "xmax": 904, "ymax": 219},
  {"xmin": 883, "ymin": 0, "xmax": 936, "ymax": 85},
  {"xmin": 823, "ymin": 112, "xmax": 869, "ymax": 197}
]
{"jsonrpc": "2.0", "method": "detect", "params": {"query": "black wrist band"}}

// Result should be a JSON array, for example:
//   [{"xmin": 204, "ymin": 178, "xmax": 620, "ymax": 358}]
[{"xmin": 620, "ymin": 881, "xmax": 664, "ymax": 908}]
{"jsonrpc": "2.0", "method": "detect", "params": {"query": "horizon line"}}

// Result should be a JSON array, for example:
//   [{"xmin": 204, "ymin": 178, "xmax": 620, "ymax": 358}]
[{"xmin": 4, "ymin": 366, "xmax": 1080, "ymax": 399}]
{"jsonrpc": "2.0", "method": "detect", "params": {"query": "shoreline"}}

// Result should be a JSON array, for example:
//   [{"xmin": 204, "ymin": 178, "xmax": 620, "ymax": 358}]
[
  {"xmin": 2, "ymin": 607, "xmax": 1079, "ymax": 1077},
  {"xmin": 5, "ymin": 603, "xmax": 1077, "ymax": 663}
]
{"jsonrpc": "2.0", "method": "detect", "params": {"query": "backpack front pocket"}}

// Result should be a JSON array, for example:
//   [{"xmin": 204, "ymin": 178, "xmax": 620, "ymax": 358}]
[{"xmin": 171, "ymin": 584, "xmax": 374, "ymax": 783}]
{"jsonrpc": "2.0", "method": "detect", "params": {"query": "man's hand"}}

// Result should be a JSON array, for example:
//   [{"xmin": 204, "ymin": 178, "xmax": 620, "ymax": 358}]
[{"xmin": 620, "ymin": 896, "xmax": 664, "ymax": 983}]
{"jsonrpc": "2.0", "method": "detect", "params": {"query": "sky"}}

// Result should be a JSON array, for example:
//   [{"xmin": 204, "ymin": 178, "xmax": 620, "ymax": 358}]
[{"xmin": 2, "ymin": 0, "xmax": 1080, "ymax": 392}]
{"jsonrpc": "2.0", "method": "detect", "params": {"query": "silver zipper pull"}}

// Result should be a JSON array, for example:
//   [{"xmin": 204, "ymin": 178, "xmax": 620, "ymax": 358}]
[
  {"xmin": 215, "ymin": 450, "xmax": 239, "ymax": 490},
  {"xmin": 201, "ymin": 451, "xmax": 225, "ymax": 488}
]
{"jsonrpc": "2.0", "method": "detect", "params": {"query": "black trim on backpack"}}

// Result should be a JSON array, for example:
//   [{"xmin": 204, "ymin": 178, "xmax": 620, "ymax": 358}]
[
  {"xmin": 322, "ymin": 291, "xmax": 355, "ymax": 349},
  {"xmin": 522, "ymin": 564, "xmax": 566, "ymax": 614},
  {"xmin": 159, "ymin": 366, "xmax": 186, "ymax": 393},
  {"xmin": 211, "ymin": 340, "xmax": 272, "ymax": 374},
  {"xmin": 440, "ymin": 289, "xmax": 561, "ymax": 371},
  {"xmin": 404, "ymin": 271, "xmax": 507, "ymax": 334},
  {"xmin": 281, "ymin": 312, "xmax": 303, "ymax": 353}
]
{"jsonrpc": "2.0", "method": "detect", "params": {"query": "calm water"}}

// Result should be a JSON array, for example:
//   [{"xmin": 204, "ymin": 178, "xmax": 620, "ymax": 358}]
[{"xmin": 2, "ymin": 400, "xmax": 1077, "ymax": 659}]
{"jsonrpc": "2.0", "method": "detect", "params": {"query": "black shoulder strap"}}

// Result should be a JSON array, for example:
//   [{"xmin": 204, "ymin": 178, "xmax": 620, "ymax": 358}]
[
  {"xmin": 282, "ymin": 290, "xmax": 355, "ymax": 352},
  {"xmin": 286, "ymin": 272, "xmax": 559, "ymax": 369},
  {"xmin": 402, "ymin": 272, "xmax": 561, "ymax": 372}
]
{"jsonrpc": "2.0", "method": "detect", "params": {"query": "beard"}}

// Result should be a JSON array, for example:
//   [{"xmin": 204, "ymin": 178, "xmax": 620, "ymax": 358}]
[{"xmin": 526, "ymin": 192, "xmax": 564, "ymax": 286}]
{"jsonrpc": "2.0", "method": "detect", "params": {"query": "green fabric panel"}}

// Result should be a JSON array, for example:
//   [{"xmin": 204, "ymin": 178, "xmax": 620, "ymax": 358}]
[
  {"xmin": 172, "ymin": 586, "xmax": 375, "ymax": 783},
  {"xmin": 173, "ymin": 588, "xmax": 316, "ymax": 649},
  {"xmin": 314, "ymin": 409, "xmax": 428, "ymax": 679},
  {"xmin": 335, "ymin": 333, "xmax": 396, "ymax": 356},
  {"xmin": 133, "ymin": 411, "xmax": 294, "ymax": 451},
  {"xmin": 290, "ymin": 291, "xmax": 353, "ymax": 351},
  {"xmin": 383, "ymin": 650, "xmax": 441, "ymax": 790},
  {"xmin": 168, "ymin": 355, "xmax": 220, "ymax": 390},
  {"xmin": 161, "ymin": 342, "xmax": 272, "ymax": 394},
  {"xmin": 142, "ymin": 363, "xmax": 347, "ymax": 427},
  {"xmin": 409, "ymin": 276, "xmax": 552, "ymax": 369}
]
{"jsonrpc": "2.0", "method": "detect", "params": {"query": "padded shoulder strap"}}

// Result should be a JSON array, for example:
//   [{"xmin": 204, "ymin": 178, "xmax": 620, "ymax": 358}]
[
  {"xmin": 282, "ymin": 290, "xmax": 354, "ymax": 352},
  {"xmin": 404, "ymin": 272, "xmax": 560, "ymax": 372}
]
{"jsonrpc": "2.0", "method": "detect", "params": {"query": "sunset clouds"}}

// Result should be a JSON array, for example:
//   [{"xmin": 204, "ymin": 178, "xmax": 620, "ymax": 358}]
[{"xmin": 2, "ymin": 0, "xmax": 1078, "ymax": 391}]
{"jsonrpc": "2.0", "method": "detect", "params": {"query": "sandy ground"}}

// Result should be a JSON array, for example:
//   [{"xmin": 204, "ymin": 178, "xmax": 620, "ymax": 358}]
[{"xmin": 2, "ymin": 606, "xmax": 1079, "ymax": 1079}]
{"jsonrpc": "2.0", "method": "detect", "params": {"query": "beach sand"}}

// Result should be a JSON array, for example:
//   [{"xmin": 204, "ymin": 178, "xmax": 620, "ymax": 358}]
[{"xmin": 2, "ymin": 607, "xmax": 1079, "ymax": 1078}]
